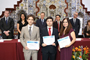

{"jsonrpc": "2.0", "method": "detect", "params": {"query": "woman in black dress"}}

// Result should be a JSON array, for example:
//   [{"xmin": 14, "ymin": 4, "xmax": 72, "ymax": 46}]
[
  {"xmin": 17, "ymin": 13, "xmax": 28, "ymax": 39},
  {"xmin": 84, "ymin": 20, "xmax": 90, "ymax": 38}
]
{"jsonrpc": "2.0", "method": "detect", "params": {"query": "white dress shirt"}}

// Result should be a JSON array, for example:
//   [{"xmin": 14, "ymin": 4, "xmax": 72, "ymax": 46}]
[{"xmin": 5, "ymin": 17, "xmax": 9, "ymax": 21}]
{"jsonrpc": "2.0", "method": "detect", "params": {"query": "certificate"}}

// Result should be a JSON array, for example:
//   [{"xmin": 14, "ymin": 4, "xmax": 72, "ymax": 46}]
[
  {"xmin": 43, "ymin": 35, "xmax": 55, "ymax": 45},
  {"xmin": 58, "ymin": 36, "xmax": 71, "ymax": 48},
  {"xmin": 27, "ymin": 41, "xmax": 39, "ymax": 50}
]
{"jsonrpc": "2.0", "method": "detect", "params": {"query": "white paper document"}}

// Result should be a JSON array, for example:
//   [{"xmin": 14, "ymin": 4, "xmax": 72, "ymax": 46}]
[
  {"xmin": 43, "ymin": 35, "xmax": 55, "ymax": 45},
  {"xmin": 27, "ymin": 41, "xmax": 39, "ymax": 50},
  {"xmin": 18, "ymin": 39, "xmax": 20, "ymax": 42},
  {"xmin": 58, "ymin": 36, "xmax": 71, "ymax": 48},
  {"xmin": 0, "ymin": 39, "xmax": 4, "ymax": 42},
  {"xmin": 76, "ymin": 38, "xmax": 82, "ymax": 41}
]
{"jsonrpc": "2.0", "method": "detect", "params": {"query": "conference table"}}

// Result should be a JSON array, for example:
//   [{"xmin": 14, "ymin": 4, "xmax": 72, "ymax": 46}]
[{"xmin": 0, "ymin": 38, "xmax": 90, "ymax": 60}]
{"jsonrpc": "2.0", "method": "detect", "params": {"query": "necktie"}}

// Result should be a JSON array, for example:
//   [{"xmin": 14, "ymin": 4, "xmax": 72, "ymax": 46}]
[
  {"xmin": 6, "ymin": 18, "xmax": 8, "ymax": 24},
  {"xmin": 42, "ymin": 20, "xmax": 43, "ymax": 25},
  {"xmin": 29, "ymin": 27, "xmax": 31, "ymax": 39},
  {"xmin": 48, "ymin": 28, "xmax": 51, "ymax": 36},
  {"xmin": 73, "ymin": 19, "xmax": 76, "ymax": 24},
  {"xmin": 58, "ymin": 23, "xmax": 60, "ymax": 32}
]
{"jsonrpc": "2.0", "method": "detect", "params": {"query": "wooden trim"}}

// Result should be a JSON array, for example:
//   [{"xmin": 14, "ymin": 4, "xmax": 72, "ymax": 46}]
[
  {"xmin": 36, "ymin": 0, "xmax": 40, "ymax": 16},
  {"xmin": 0, "ymin": 0, "xmax": 22, "ymax": 18},
  {"xmin": 80, "ymin": 0, "xmax": 90, "ymax": 15},
  {"xmin": 64, "ymin": 0, "xmax": 68, "ymax": 16}
]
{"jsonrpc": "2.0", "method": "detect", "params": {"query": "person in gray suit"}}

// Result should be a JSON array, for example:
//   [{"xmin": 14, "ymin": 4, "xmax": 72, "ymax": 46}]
[{"xmin": 20, "ymin": 14, "xmax": 40, "ymax": 60}]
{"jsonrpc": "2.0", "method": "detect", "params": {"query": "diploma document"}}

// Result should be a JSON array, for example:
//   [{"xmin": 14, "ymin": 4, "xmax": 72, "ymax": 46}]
[
  {"xmin": 43, "ymin": 35, "xmax": 55, "ymax": 45},
  {"xmin": 27, "ymin": 41, "xmax": 39, "ymax": 50},
  {"xmin": 58, "ymin": 36, "xmax": 71, "ymax": 48}
]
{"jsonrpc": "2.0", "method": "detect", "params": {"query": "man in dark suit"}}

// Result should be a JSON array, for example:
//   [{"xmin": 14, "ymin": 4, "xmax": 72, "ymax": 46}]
[
  {"xmin": 0, "ymin": 10, "xmax": 14, "ymax": 39},
  {"xmin": 53, "ymin": 14, "xmax": 62, "ymax": 32},
  {"xmin": 40, "ymin": 17, "xmax": 58, "ymax": 60},
  {"xmin": 70, "ymin": 12, "xmax": 80, "ymax": 38},
  {"xmin": 36, "ymin": 12, "xmax": 47, "ymax": 32}
]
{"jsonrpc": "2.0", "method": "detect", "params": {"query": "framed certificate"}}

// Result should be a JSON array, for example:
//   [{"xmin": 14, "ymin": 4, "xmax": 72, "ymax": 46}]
[
  {"xmin": 43, "ymin": 35, "xmax": 55, "ymax": 45},
  {"xmin": 58, "ymin": 36, "xmax": 71, "ymax": 48},
  {"xmin": 27, "ymin": 41, "xmax": 39, "ymax": 50}
]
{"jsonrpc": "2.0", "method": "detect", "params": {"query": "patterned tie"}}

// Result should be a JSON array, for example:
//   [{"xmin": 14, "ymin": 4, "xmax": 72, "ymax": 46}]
[
  {"xmin": 29, "ymin": 27, "xmax": 31, "ymax": 39},
  {"xmin": 48, "ymin": 28, "xmax": 51, "ymax": 36},
  {"xmin": 6, "ymin": 18, "xmax": 8, "ymax": 24}
]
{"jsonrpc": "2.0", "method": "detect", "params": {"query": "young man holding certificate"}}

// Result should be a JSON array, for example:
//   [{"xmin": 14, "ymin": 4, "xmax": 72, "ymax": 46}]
[
  {"xmin": 40, "ymin": 17, "xmax": 59, "ymax": 60},
  {"xmin": 20, "ymin": 14, "xmax": 40, "ymax": 60}
]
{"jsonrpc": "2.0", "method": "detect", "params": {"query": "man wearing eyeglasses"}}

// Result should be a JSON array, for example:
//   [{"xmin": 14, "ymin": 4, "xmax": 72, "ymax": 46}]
[{"xmin": 70, "ymin": 12, "xmax": 80, "ymax": 38}]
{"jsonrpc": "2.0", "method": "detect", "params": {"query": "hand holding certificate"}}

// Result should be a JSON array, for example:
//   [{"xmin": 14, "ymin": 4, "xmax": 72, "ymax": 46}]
[
  {"xmin": 58, "ymin": 36, "xmax": 71, "ymax": 48},
  {"xmin": 43, "ymin": 35, "xmax": 55, "ymax": 45},
  {"xmin": 27, "ymin": 41, "xmax": 39, "ymax": 50}
]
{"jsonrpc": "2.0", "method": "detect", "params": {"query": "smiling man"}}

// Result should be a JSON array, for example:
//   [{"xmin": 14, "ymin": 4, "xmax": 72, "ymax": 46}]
[{"xmin": 20, "ymin": 14, "xmax": 40, "ymax": 60}]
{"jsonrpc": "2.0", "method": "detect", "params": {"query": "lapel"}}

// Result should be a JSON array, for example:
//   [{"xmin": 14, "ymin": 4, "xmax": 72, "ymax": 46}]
[
  {"xmin": 31, "ymin": 25, "xmax": 35, "ymax": 38},
  {"xmin": 72, "ymin": 19, "xmax": 75, "ymax": 25},
  {"xmin": 3, "ymin": 17, "xmax": 7, "ymax": 25},
  {"xmin": 26, "ymin": 25, "xmax": 30, "ymax": 39},
  {"xmin": 40, "ymin": 19, "xmax": 45, "ymax": 25},
  {"xmin": 52, "ymin": 28, "xmax": 54, "ymax": 35},
  {"xmin": 8, "ymin": 17, "xmax": 10, "ymax": 23},
  {"xmin": 46, "ymin": 27, "xmax": 49, "ymax": 36},
  {"xmin": 75, "ymin": 18, "xmax": 78, "ymax": 26},
  {"xmin": 4, "ymin": 17, "xmax": 10, "ymax": 25}
]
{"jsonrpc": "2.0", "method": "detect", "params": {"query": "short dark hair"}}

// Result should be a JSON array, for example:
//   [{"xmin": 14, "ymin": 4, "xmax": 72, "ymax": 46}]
[
  {"xmin": 41, "ymin": 12, "xmax": 45, "ymax": 15},
  {"xmin": 46, "ymin": 16, "xmax": 53, "ymax": 21},
  {"xmin": 55, "ymin": 14, "xmax": 61, "ymax": 18},
  {"xmin": 27, "ymin": 14, "xmax": 35, "ymax": 21}
]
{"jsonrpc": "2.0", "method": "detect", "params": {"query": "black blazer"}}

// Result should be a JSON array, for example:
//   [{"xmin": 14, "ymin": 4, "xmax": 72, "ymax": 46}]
[
  {"xmin": 70, "ymin": 18, "xmax": 80, "ymax": 37},
  {"xmin": 40, "ymin": 27, "xmax": 59, "ymax": 53},
  {"xmin": 53, "ymin": 21, "xmax": 62, "ymax": 30},
  {"xmin": 0, "ymin": 17, "xmax": 14, "ymax": 34},
  {"xmin": 36, "ymin": 19, "xmax": 47, "ymax": 31}
]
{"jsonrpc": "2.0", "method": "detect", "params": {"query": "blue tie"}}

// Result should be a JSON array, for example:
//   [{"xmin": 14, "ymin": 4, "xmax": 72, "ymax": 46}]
[
  {"xmin": 6, "ymin": 18, "xmax": 8, "ymax": 24},
  {"xmin": 42, "ymin": 20, "xmax": 43, "ymax": 24}
]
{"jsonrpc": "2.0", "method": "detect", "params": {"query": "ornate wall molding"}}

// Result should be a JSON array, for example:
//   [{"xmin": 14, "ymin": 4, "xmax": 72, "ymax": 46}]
[
  {"xmin": 64, "ymin": 0, "xmax": 68, "ymax": 16},
  {"xmin": 80, "ymin": 0, "xmax": 90, "ymax": 15},
  {"xmin": 0, "ymin": 0, "xmax": 22, "ymax": 18}
]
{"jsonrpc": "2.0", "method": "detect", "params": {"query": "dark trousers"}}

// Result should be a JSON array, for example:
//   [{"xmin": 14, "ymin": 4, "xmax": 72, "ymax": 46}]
[{"xmin": 42, "ymin": 52, "xmax": 56, "ymax": 60}]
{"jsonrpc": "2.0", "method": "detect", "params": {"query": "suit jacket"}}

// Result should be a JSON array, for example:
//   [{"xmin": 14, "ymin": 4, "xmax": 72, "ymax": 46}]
[
  {"xmin": 53, "ymin": 21, "xmax": 62, "ymax": 30},
  {"xmin": 40, "ymin": 27, "xmax": 59, "ymax": 53},
  {"xmin": 36, "ymin": 19, "xmax": 47, "ymax": 31},
  {"xmin": 70, "ymin": 18, "xmax": 80, "ymax": 37},
  {"xmin": 20, "ymin": 25, "xmax": 40, "ymax": 52},
  {"xmin": 0, "ymin": 17, "xmax": 14, "ymax": 35}
]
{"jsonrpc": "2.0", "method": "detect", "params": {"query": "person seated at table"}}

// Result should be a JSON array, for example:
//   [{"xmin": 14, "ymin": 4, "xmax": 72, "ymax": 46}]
[
  {"xmin": 40, "ymin": 16, "xmax": 59, "ymax": 60},
  {"xmin": 17, "ymin": 13, "xmax": 28, "ymax": 39},
  {"xmin": 20, "ymin": 14, "xmax": 40, "ymax": 60},
  {"xmin": 58, "ymin": 18, "xmax": 76, "ymax": 60},
  {"xmin": 84, "ymin": 20, "xmax": 90, "ymax": 38}
]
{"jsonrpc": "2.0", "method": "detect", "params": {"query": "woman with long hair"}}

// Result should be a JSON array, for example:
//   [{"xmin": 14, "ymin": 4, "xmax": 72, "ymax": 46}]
[
  {"xmin": 58, "ymin": 18, "xmax": 76, "ymax": 60},
  {"xmin": 17, "ymin": 13, "xmax": 28, "ymax": 39}
]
